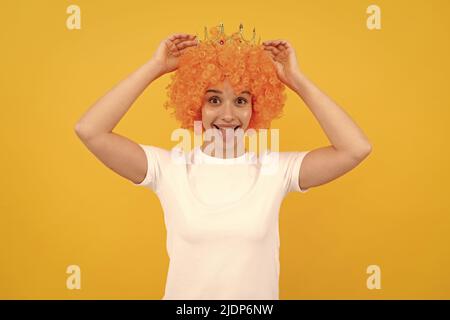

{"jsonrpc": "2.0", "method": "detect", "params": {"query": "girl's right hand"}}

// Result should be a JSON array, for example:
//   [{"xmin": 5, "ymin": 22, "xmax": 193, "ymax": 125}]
[{"xmin": 151, "ymin": 33, "xmax": 198, "ymax": 76}]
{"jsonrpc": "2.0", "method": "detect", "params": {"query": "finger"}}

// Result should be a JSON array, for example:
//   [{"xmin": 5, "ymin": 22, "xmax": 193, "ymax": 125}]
[
  {"xmin": 264, "ymin": 46, "xmax": 281, "ymax": 55},
  {"xmin": 167, "ymin": 36, "xmax": 183, "ymax": 46},
  {"xmin": 173, "ymin": 35, "xmax": 191, "ymax": 45},
  {"xmin": 263, "ymin": 40, "xmax": 273, "ymax": 46},
  {"xmin": 264, "ymin": 50, "xmax": 275, "ymax": 59},
  {"xmin": 177, "ymin": 41, "xmax": 198, "ymax": 55},
  {"xmin": 174, "ymin": 35, "xmax": 197, "ymax": 45},
  {"xmin": 271, "ymin": 43, "xmax": 290, "ymax": 52},
  {"xmin": 172, "ymin": 38, "xmax": 185, "ymax": 45},
  {"xmin": 176, "ymin": 39, "xmax": 198, "ymax": 49},
  {"xmin": 167, "ymin": 41, "xmax": 197, "ymax": 57},
  {"xmin": 178, "ymin": 43, "xmax": 191, "ymax": 51},
  {"xmin": 168, "ymin": 33, "xmax": 192, "ymax": 42},
  {"xmin": 263, "ymin": 41, "xmax": 285, "ymax": 50},
  {"xmin": 177, "ymin": 36, "xmax": 198, "ymax": 45},
  {"xmin": 271, "ymin": 40, "xmax": 289, "ymax": 49},
  {"xmin": 165, "ymin": 39, "xmax": 178, "ymax": 51},
  {"xmin": 262, "ymin": 43, "xmax": 279, "ymax": 51},
  {"xmin": 177, "ymin": 46, "xmax": 191, "ymax": 55},
  {"xmin": 168, "ymin": 33, "xmax": 184, "ymax": 40},
  {"xmin": 264, "ymin": 39, "xmax": 282, "ymax": 45},
  {"xmin": 277, "ymin": 41, "xmax": 290, "ymax": 49}
]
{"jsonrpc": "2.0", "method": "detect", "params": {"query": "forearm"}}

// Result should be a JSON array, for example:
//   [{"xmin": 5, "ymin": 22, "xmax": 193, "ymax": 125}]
[
  {"xmin": 291, "ymin": 72, "xmax": 372, "ymax": 157},
  {"xmin": 75, "ymin": 58, "xmax": 164, "ymax": 140}
]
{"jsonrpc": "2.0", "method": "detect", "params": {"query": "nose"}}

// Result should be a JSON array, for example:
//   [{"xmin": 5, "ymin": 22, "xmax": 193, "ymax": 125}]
[{"xmin": 220, "ymin": 101, "xmax": 235, "ymax": 121}]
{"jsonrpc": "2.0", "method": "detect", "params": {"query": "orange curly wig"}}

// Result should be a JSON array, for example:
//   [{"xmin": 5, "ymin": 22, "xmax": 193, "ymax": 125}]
[{"xmin": 163, "ymin": 26, "xmax": 287, "ymax": 131}]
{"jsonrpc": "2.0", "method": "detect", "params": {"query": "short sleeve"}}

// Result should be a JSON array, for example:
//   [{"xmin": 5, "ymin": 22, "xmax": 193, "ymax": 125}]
[
  {"xmin": 132, "ymin": 144, "xmax": 162, "ymax": 191},
  {"xmin": 285, "ymin": 151, "xmax": 310, "ymax": 194}
]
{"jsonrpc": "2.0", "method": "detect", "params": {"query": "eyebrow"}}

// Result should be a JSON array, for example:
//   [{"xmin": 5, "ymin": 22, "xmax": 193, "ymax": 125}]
[{"xmin": 206, "ymin": 89, "xmax": 252, "ymax": 96}]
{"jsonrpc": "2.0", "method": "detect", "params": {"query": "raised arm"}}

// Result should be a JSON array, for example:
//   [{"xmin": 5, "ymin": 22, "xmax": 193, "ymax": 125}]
[
  {"xmin": 263, "ymin": 39, "xmax": 372, "ymax": 191},
  {"xmin": 290, "ymin": 71, "xmax": 372, "ymax": 190},
  {"xmin": 74, "ymin": 34, "xmax": 198, "ymax": 184}
]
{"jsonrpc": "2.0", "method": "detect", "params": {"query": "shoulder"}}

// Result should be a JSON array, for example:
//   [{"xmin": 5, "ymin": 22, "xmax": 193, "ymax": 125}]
[
  {"xmin": 259, "ymin": 150, "xmax": 309, "ymax": 165},
  {"xmin": 139, "ymin": 144, "xmax": 194, "ymax": 167},
  {"xmin": 258, "ymin": 150, "xmax": 309, "ymax": 174},
  {"xmin": 137, "ymin": 144, "xmax": 173, "ymax": 166}
]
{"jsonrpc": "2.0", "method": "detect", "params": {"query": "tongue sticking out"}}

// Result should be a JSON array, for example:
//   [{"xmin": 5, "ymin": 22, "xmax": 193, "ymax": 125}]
[
  {"xmin": 213, "ymin": 126, "xmax": 236, "ymax": 142},
  {"xmin": 220, "ymin": 128, "xmax": 235, "ymax": 140}
]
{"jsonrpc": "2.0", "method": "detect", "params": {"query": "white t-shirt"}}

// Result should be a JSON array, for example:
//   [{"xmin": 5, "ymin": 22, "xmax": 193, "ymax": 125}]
[{"xmin": 132, "ymin": 144, "xmax": 310, "ymax": 300}]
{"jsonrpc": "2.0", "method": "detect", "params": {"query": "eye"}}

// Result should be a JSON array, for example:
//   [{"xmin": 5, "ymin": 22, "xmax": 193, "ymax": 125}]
[
  {"xmin": 236, "ymin": 97, "xmax": 248, "ymax": 105},
  {"xmin": 208, "ymin": 96, "xmax": 221, "ymax": 105}
]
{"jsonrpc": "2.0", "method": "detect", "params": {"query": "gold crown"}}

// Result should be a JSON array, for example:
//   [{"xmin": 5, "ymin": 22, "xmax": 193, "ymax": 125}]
[{"xmin": 196, "ymin": 22, "xmax": 261, "ymax": 47}]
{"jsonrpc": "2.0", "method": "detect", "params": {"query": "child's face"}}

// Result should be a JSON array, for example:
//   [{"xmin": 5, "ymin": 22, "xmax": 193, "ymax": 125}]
[{"xmin": 201, "ymin": 78, "xmax": 253, "ymax": 144}]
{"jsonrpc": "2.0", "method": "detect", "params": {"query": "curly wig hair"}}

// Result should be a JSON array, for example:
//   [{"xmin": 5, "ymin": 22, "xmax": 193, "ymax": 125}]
[{"xmin": 163, "ymin": 26, "xmax": 287, "ymax": 131}]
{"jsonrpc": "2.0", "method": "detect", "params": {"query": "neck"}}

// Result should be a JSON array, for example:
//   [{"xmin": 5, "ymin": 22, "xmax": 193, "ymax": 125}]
[{"xmin": 200, "ymin": 140, "xmax": 246, "ymax": 159}]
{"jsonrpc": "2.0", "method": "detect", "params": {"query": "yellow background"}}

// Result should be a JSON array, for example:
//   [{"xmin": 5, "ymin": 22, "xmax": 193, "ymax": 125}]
[{"xmin": 1, "ymin": 0, "xmax": 449, "ymax": 299}]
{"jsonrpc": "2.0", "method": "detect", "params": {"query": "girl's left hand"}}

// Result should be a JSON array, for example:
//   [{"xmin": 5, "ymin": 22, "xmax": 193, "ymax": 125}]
[{"xmin": 262, "ymin": 40, "xmax": 302, "ymax": 91}]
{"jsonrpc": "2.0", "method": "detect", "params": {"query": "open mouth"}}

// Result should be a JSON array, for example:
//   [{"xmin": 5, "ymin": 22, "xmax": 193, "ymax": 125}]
[{"xmin": 213, "ymin": 124, "xmax": 240, "ymax": 131}]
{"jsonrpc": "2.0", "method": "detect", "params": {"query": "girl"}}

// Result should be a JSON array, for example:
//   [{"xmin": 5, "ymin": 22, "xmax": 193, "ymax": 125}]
[{"xmin": 75, "ymin": 25, "xmax": 372, "ymax": 300}]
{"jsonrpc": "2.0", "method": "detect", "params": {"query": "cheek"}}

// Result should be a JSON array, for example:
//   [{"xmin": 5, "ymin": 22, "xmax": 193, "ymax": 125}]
[
  {"xmin": 241, "ymin": 108, "xmax": 253, "ymax": 123},
  {"xmin": 201, "ymin": 107, "xmax": 217, "ymax": 126}
]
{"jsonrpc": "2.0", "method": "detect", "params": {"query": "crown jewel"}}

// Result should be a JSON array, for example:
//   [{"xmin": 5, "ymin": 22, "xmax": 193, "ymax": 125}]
[{"xmin": 196, "ymin": 22, "xmax": 261, "ymax": 47}]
